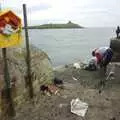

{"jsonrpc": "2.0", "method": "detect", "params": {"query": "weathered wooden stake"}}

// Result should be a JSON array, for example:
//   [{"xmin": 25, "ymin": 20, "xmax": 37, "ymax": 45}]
[
  {"xmin": 23, "ymin": 4, "xmax": 34, "ymax": 98},
  {"xmin": 2, "ymin": 48, "xmax": 15, "ymax": 117}
]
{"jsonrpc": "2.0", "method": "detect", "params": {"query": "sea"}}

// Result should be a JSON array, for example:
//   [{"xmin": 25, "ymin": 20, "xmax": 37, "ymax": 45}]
[{"xmin": 24, "ymin": 27, "xmax": 115, "ymax": 66}]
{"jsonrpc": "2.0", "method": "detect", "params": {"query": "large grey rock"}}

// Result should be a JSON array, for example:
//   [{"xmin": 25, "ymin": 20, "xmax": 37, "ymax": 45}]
[
  {"xmin": 110, "ymin": 38, "xmax": 120, "ymax": 61},
  {"xmin": 110, "ymin": 38, "xmax": 120, "ymax": 52},
  {"xmin": 0, "ymin": 45, "xmax": 54, "ymax": 108}
]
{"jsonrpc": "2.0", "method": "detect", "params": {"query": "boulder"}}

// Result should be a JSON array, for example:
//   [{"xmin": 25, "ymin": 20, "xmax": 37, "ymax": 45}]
[
  {"xmin": 110, "ymin": 38, "xmax": 120, "ymax": 61},
  {"xmin": 0, "ymin": 45, "xmax": 54, "ymax": 112},
  {"xmin": 110, "ymin": 38, "xmax": 120, "ymax": 52}
]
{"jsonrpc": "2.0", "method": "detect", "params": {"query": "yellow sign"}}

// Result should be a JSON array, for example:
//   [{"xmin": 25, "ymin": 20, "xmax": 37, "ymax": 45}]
[{"xmin": 0, "ymin": 10, "xmax": 22, "ymax": 48}]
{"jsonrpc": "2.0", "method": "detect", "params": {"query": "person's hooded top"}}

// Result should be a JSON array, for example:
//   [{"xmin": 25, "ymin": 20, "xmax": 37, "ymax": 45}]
[{"xmin": 93, "ymin": 47, "xmax": 109, "ymax": 63}]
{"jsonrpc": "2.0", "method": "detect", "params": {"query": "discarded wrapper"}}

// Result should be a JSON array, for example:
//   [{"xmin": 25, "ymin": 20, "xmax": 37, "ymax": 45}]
[
  {"xmin": 72, "ymin": 76, "xmax": 78, "ymax": 81},
  {"xmin": 71, "ymin": 98, "xmax": 88, "ymax": 117},
  {"xmin": 73, "ymin": 63, "xmax": 81, "ymax": 69}
]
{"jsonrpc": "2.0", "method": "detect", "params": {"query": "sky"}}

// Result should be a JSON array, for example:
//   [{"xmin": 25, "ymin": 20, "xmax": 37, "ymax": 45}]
[{"xmin": 0, "ymin": 0, "xmax": 120, "ymax": 27}]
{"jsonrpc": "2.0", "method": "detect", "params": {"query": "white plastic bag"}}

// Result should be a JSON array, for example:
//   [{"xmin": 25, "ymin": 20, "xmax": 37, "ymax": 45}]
[{"xmin": 71, "ymin": 98, "xmax": 88, "ymax": 117}]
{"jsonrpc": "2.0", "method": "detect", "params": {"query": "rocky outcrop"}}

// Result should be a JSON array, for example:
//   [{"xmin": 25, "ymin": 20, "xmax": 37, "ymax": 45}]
[
  {"xmin": 27, "ymin": 21, "xmax": 83, "ymax": 29},
  {"xmin": 110, "ymin": 37, "xmax": 120, "ymax": 61},
  {"xmin": 0, "ymin": 45, "xmax": 54, "ymax": 112}
]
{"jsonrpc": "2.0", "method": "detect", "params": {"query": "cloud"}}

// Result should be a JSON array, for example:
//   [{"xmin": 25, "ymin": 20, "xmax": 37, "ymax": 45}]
[
  {"xmin": 30, "ymin": 4, "xmax": 51, "ymax": 12},
  {"xmin": 1, "ymin": 0, "xmax": 120, "ymax": 27}
]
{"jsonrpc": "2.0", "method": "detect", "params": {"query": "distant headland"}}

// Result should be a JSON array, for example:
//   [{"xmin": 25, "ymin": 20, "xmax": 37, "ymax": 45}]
[{"xmin": 25, "ymin": 21, "xmax": 83, "ymax": 29}]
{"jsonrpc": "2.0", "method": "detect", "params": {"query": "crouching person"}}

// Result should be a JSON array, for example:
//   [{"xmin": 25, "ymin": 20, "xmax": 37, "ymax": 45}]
[{"xmin": 92, "ymin": 47, "xmax": 113, "ymax": 72}]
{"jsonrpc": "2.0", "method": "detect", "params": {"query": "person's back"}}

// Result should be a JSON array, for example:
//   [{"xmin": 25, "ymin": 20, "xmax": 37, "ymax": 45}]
[
  {"xmin": 95, "ymin": 47, "xmax": 109, "ymax": 56},
  {"xmin": 92, "ymin": 47, "xmax": 109, "ymax": 64}
]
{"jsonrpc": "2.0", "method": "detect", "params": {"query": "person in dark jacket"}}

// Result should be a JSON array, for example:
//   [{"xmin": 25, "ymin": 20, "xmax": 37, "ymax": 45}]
[{"xmin": 116, "ymin": 26, "xmax": 120, "ymax": 38}]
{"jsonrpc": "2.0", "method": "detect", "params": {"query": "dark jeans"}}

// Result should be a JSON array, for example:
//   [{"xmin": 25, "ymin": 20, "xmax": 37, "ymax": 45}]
[{"xmin": 101, "ymin": 48, "xmax": 113, "ymax": 72}]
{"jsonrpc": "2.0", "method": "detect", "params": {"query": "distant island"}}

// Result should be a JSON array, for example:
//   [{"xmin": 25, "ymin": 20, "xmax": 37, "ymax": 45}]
[{"xmin": 25, "ymin": 21, "xmax": 83, "ymax": 29}]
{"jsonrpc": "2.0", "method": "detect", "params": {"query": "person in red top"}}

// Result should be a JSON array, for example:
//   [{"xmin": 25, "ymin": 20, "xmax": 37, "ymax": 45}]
[
  {"xmin": 92, "ymin": 47, "xmax": 113, "ymax": 72},
  {"xmin": 92, "ymin": 49, "xmax": 102, "ymax": 64}
]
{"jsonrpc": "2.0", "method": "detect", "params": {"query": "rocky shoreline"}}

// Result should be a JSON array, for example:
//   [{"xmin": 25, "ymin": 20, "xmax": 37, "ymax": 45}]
[
  {"xmin": 12, "ymin": 61, "xmax": 120, "ymax": 120},
  {"xmin": 0, "ymin": 38, "xmax": 120, "ymax": 120}
]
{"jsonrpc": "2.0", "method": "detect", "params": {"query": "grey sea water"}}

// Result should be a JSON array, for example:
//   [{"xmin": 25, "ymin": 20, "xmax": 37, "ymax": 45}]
[{"xmin": 25, "ymin": 27, "xmax": 115, "ymax": 66}]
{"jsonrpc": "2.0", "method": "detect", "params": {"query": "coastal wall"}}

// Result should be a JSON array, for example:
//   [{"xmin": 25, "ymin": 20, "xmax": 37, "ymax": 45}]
[{"xmin": 110, "ymin": 37, "xmax": 120, "ymax": 61}]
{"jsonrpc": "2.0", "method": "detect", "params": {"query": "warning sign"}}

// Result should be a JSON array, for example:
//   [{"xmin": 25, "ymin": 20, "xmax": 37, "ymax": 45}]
[{"xmin": 0, "ymin": 10, "xmax": 22, "ymax": 48}]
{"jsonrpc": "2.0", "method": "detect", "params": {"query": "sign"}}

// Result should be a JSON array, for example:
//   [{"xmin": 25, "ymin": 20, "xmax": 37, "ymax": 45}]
[{"xmin": 0, "ymin": 10, "xmax": 22, "ymax": 48}]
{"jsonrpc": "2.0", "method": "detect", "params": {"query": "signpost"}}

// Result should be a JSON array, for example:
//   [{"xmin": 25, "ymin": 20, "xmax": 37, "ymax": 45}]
[
  {"xmin": 0, "ymin": 2, "xmax": 33, "ymax": 118},
  {"xmin": 0, "ymin": 10, "xmax": 22, "ymax": 48},
  {"xmin": 0, "ymin": 7, "xmax": 22, "ymax": 117}
]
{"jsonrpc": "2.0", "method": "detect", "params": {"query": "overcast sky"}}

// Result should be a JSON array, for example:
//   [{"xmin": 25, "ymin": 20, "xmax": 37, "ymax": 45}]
[{"xmin": 1, "ymin": 0, "xmax": 120, "ymax": 27}]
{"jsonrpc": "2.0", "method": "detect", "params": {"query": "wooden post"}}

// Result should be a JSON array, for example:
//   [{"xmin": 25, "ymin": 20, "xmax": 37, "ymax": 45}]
[
  {"xmin": 2, "ymin": 48, "xmax": 15, "ymax": 117},
  {"xmin": 23, "ymin": 4, "xmax": 34, "ymax": 98},
  {"xmin": 0, "ymin": 2, "xmax": 15, "ymax": 117}
]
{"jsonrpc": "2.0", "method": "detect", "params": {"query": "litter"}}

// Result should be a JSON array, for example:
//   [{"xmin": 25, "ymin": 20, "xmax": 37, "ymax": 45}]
[
  {"xmin": 106, "ymin": 71, "xmax": 115, "ymax": 80},
  {"xmin": 40, "ymin": 84, "xmax": 59, "ymax": 95},
  {"xmin": 48, "ymin": 85, "xmax": 59, "ymax": 95},
  {"xmin": 72, "ymin": 76, "xmax": 78, "ymax": 81},
  {"xmin": 71, "ymin": 98, "xmax": 88, "ymax": 117},
  {"xmin": 106, "ymin": 64, "xmax": 115, "ymax": 80},
  {"xmin": 73, "ymin": 63, "xmax": 81, "ymax": 69}
]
